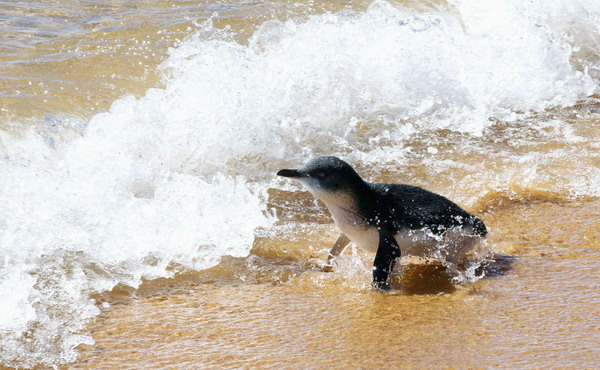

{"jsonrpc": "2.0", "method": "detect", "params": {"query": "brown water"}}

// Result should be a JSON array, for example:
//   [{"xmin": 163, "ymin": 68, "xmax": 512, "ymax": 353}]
[
  {"xmin": 0, "ymin": 0, "xmax": 367, "ymax": 123},
  {"xmin": 76, "ymin": 200, "xmax": 600, "ymax": 368},
  {"xmin": 1, "ymin": 0, "xmax": 600, "ymax": 368}
]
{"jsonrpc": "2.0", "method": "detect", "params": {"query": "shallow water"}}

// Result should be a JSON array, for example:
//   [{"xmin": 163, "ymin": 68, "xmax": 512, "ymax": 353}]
[
  {"xmin": 1, "ymin": 0, "xmax": 600, "ymax": 368},
  {"xmin": 0, "ymin": 0, "xmax": 366, "ymax": 122},
  {"xmin": 77, "ymin": 201, "xmax": 600, "ymax": 368}
]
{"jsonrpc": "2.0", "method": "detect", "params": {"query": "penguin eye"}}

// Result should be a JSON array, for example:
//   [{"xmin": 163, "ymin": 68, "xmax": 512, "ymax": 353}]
[{"xmin": 314, "ymin": 171, "xmax": 326, "ymax": 178}]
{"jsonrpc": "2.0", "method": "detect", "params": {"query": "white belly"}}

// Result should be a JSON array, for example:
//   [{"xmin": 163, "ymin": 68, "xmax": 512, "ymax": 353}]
[
  {"xmin": 393, "ymin": 228, "xmax": 485, "ymax": 264},
  {"xmin": 324, "ymin": 197, "xmax": 485, "ymax": 264},
  {"xmin": 328, "ymin": 205, "xmax": 379, "ymax": 253},
  {"xmin": 343, "ymin": 224, "xmax": 380, "ymax": 253},
  {"xmin": 334, "ymin": 215, "xmax": 485, "ymax": 264}
]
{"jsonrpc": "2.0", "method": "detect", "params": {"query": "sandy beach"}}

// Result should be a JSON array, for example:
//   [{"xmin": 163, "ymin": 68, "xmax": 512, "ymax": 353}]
[{"xmin": 72, "ymin": 200, "xmax": 600, "ymax": 368}]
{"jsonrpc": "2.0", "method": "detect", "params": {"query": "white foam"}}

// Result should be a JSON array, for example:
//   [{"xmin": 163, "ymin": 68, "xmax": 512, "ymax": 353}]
[
  {"xmin": 0, "ymin": 127, "xmax": 271, "ymax": 366},
  {"xmin": 1, "ymin": 0, "xmax": 600, "ymax": 367}
]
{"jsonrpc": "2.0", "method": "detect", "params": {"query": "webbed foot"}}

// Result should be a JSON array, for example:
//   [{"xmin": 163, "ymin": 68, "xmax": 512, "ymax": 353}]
[
  {"xmin": 322, "ymin": 263, "xmax": 334, "ymax": 272},
  {"xmin": 371, "ymin": 281, "xmax": 392, "ymax": 292}
]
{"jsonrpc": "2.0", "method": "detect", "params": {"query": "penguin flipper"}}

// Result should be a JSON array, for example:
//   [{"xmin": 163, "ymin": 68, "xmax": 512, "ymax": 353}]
[
  {"xmin": 372, "ymin": 228, "xmax": 401, "ymax": 291},
  {"xmin": 324, "ymin": 233, "xmax": 350, "ymax": 272}
]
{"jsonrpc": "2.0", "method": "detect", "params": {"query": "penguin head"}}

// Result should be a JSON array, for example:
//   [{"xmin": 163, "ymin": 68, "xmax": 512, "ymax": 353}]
[{"xmin": 277, "ymin": 156, "xmax": 364, "ymax": 196}]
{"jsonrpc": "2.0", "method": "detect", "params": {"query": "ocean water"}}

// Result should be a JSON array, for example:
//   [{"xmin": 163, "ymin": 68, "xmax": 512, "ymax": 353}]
[{"xmin": 1, "ymin": 0, "xmax": 599, "ymax": 367}]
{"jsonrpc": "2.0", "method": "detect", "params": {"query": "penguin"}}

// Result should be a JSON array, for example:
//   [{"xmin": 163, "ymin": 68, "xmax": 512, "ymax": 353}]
[{"xmin": 277, "ymin": 156, "xmax": 488, "ymax": 291}]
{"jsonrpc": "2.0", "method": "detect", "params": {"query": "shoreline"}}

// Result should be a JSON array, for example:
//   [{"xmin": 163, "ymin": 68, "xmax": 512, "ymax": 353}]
[{"xmin": 75, "ymin": 199, "xmax": 600, "ymax": 368}]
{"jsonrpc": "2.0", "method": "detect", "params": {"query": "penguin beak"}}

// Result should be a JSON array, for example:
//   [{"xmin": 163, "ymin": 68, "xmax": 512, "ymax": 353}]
[{"xmin": 277, "ymin": 169, "xmax": 304, "ymax": 178}]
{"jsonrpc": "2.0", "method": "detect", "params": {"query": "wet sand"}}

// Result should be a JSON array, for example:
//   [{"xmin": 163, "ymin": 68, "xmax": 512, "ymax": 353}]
[{"xmin": 76, "ymin": 200, "xmax": 600, "ymax": 368}]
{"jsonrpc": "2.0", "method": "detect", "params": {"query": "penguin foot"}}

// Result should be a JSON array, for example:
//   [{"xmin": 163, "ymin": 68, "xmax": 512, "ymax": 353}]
[
  {"xmin": 371, "ymin": 281, "xmax": 392, "ymax": 292},
  {"xmin": 306, "ymin": 258, "xmax": 335, "ymax": 272}
]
